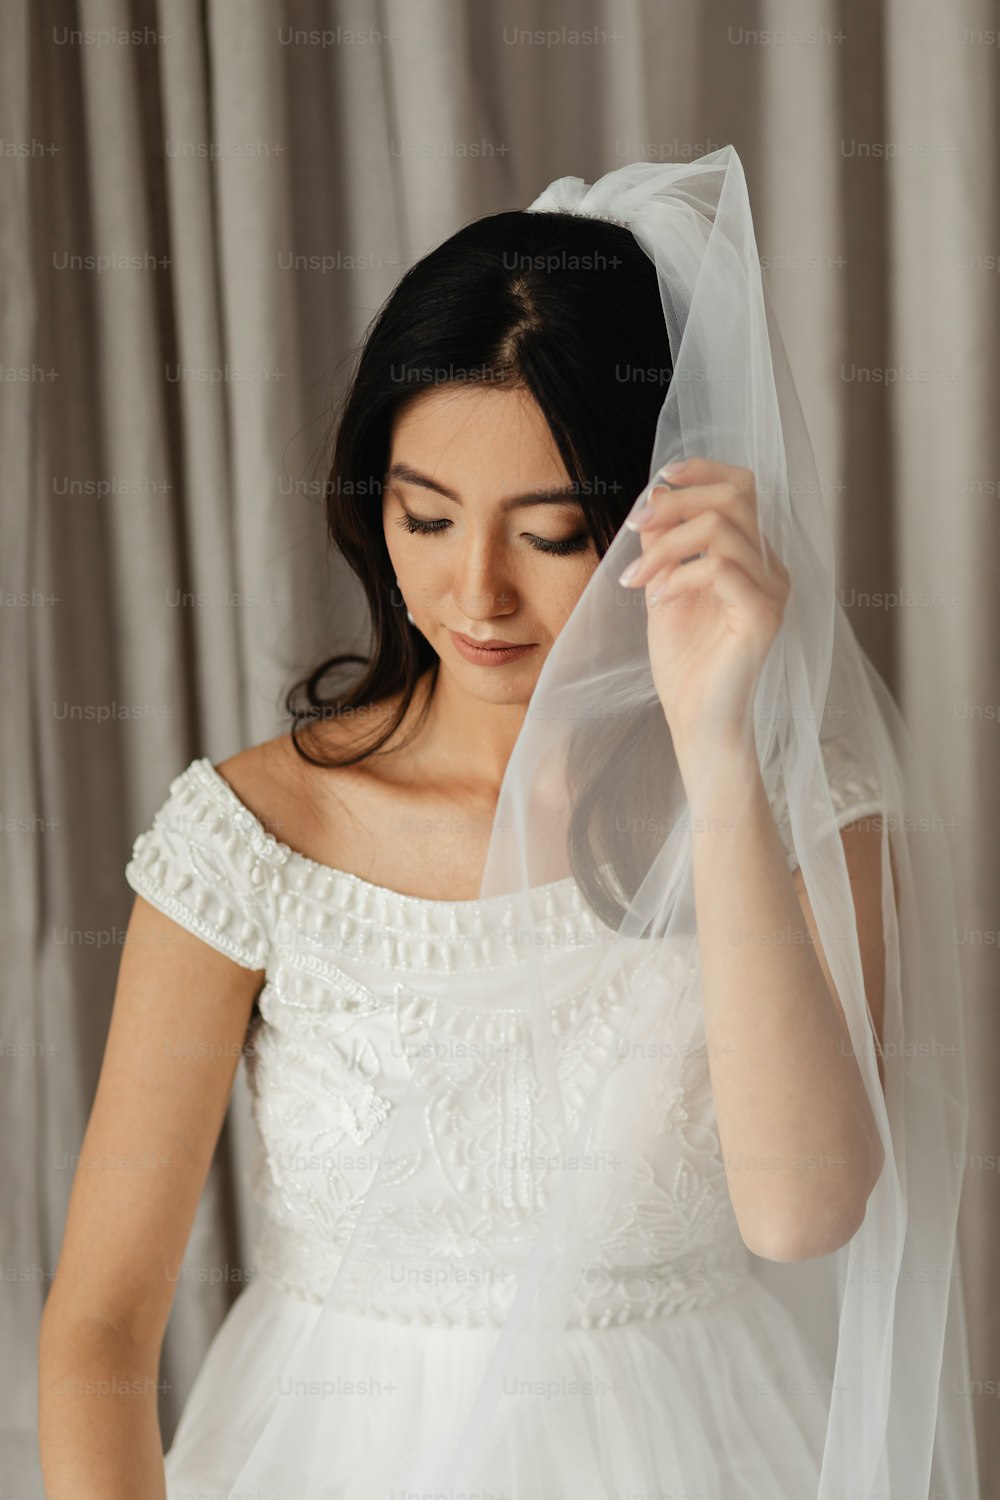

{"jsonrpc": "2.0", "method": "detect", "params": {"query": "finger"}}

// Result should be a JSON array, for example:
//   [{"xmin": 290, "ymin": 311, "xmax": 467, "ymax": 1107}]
[
  {"xmin": 628, "ymin": 482, "xmax": 790, "ymax": 592},
  {"xmin": 628, "ymin": 477, "xmax": 761, "ymax": 556},
  {"xmin": 625, "ymin": 513, "xmax": 786, "ymax": 601},
  {"xmin": 653, "ymin": 457, "xmax": 756, "ymax": 496},
  {"xmin": 648, "ymin": 554, "xmax": 780, "ymax": 623}
]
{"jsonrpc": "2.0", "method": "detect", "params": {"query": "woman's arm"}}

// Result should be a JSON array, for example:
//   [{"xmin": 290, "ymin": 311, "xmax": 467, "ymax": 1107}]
[
  {"xmin": 38, "ymin": 892, "xmax": 263, "ymax": 1499},
  {"xmin": 616, "ymin": 454, "xmax": 890, "ymax": 1262},
  {"xmin": 678, "ymin": 736, "xmax": 887, "ymax": 1263}
]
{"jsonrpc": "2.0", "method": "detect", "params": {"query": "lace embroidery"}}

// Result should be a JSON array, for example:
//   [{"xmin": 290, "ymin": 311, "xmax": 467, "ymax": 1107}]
[
  {"xmin": 247, "ymin": 951, "xmax": 748, "ymax": 1326},
  {"xmin": 125, "ymin": 752, "xmax": 879, "ymax": 1330}
]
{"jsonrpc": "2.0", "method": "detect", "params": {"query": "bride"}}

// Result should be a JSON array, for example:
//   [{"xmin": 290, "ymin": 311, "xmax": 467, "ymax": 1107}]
[{"xmin": 38, "ymin": 152, "xmax": 979, "ymax": 1499}]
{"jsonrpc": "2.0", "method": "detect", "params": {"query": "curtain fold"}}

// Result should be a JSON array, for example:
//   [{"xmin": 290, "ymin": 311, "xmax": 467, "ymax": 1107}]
[{"xmin": 4, "ymin": 0, "xmax": 995, "ymax": 1492}]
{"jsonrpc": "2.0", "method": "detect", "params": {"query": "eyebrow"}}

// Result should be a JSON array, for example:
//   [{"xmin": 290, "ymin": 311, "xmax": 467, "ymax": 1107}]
[{"xmin": 385, "ymin": 462, "xmax": 583, "ymax": 512}]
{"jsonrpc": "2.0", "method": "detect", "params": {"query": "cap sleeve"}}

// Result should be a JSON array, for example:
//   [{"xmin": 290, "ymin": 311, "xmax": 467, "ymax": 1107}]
[
  {"xmin": 769, "ymin": 736, "xmax": 885, "ymax": 874},
  {"xmin": 125, "ymin": 758, "xmax": 278, "ymax": 970}
]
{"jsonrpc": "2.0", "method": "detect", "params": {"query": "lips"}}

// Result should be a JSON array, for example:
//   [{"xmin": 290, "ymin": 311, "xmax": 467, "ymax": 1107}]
[
  {"xmin": 454, "ymin": 633, "xmax": 531, "ymax": 650},
  {"xmin": 448, "ymin": 631, "xmax": 537, "ymax": 666}
]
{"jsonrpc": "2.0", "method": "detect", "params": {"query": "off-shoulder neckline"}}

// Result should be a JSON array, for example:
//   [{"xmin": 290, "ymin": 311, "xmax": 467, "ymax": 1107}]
[{"xmin": 195, "ymin": 757, "xmax": 579, "ymax": 912}]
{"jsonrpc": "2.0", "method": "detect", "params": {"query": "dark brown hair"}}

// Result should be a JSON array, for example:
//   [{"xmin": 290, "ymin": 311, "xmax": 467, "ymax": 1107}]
[{"xmin": 285, "ymin": 208, "xmax": 675, "ymax": 925}]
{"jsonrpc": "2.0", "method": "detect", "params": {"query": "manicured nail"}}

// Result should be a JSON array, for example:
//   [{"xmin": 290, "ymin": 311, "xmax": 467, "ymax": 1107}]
[
  {"xmin": 624, "ymin": 501, "xmax": 655, "ymax": 531},
  {"xmin": 619, "ymin": 559, "xmax": 642, "ymax": 585},
  {"xmin": 658, "ymin": 460, "xmax": 689, "ymax": 481}
]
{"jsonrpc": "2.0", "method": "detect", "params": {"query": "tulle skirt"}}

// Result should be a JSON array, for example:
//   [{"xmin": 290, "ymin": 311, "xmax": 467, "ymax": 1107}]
[{"xmin": 164, "ymin": 1274, "xmax": 830, "ymax": 1499}]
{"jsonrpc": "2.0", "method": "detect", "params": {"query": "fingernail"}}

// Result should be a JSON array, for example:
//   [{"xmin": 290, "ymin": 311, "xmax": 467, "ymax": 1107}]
[
  {"xmin": 624, "ymin": 501, "xmax": 655, "ymax": 531},
  {"xmin": 618, "ymin": 559, "xmax": 642, "ymax": 585},
  {"xmin": 658, "ymin": 460, "xmax": 688, "ymax": 480}
]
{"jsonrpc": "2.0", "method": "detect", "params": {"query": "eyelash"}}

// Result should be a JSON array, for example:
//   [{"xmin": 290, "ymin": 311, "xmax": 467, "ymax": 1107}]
[{"xmin": 395, "ymin": 513, "xmax": 591, "ymax": 557}]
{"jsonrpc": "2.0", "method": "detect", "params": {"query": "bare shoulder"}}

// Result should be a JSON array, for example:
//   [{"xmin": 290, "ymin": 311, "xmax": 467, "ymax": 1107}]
[
  {"xmin": 214, "ymin": 730, "xmax": 319, "ymax": 816},
  {"xmin": 213, "ymin": 696, "xmax": 415, "ymax": 861},
  {"xmin": 215, "ymin": 727, "xmax": 354, "ymax": 847}
]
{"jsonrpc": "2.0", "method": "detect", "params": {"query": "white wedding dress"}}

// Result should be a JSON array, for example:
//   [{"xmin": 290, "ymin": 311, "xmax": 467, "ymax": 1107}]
[{"xmin": 124, "ymin": 749, "xmax": 884, "ymax": 1500}]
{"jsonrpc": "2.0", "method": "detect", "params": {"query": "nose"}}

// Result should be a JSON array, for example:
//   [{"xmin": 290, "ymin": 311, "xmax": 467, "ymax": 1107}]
[{"xmin": 452, "ymin": 539, "xmax": 517, "ymax": 622}]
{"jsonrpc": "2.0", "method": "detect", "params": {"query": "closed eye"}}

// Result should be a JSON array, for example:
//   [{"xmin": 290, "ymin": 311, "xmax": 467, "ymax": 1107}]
[{"xmin": 394, "ymin": 512, "xmax": 591, "ymax": 557}]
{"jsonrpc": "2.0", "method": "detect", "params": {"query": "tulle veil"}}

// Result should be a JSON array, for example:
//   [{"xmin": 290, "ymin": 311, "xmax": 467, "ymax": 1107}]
[{"xmin": 227, "ymin": 147, "xmax": 980, "ymax": 1499}]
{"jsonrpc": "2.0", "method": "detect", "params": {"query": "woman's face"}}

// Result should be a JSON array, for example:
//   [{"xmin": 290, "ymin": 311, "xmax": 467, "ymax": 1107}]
[{"xmin": 383, "ymin": 382, "xmax": 601, "ymax": 703}]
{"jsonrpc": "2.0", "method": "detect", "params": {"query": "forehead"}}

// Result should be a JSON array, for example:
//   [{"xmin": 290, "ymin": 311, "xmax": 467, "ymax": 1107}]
[{"xmin": 388, "ymin": 383, "xmax": 570, "ymax": 483}]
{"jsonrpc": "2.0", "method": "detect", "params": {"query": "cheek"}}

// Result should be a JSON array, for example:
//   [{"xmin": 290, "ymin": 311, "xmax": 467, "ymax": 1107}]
[
  {"xmin": 544, "ymin": 556, "xmax": 601, "ymax": 625},
  {"xmin": 383, "ymin": 520, "xmax": 420, "ymax": 577},
  {"xmin": 383, "ymin": 531, "xmax": 451, "ymax": 616},
  {"xmin": 386, "ymin": 537, "xmax": 438, "ymax": 587},
  {"xmin": 382, "ymin": 524, "xmax": 401, "ymax": 573}
]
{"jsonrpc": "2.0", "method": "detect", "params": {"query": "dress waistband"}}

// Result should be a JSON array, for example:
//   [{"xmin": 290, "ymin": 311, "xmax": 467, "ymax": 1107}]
[{"xmin": 254, "ymin": 1218, "xmax": 752, "ymax": 1330}]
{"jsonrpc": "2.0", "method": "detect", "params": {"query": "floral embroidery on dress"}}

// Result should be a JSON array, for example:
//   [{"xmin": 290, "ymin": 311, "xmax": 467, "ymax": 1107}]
[{"xmin": 125, "ymin": 753, "xmax": 885, "ymax": 1327}]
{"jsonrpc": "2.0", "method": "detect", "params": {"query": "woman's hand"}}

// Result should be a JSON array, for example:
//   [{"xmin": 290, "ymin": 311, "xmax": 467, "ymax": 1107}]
[{"xmin": 618, "ymin": 457, "xmax": 790, "ymax": 754}]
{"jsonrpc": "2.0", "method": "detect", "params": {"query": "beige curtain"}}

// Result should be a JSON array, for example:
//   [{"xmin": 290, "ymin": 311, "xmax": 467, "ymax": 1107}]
[{"xmin": 3, "ymin": 0, "xmax": 996, "ymax": 1492}]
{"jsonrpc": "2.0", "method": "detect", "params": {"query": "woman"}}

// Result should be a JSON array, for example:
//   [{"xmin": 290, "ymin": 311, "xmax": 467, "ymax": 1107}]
[{"xmin": 38, "ymin": 152, "xmax": 978, "ymax": 1499}]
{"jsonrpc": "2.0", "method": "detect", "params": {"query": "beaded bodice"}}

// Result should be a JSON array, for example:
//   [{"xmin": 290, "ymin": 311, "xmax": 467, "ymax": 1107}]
[{"xmin": 125, "ymin": 751, "xmax": 881, "ymax": 1331}]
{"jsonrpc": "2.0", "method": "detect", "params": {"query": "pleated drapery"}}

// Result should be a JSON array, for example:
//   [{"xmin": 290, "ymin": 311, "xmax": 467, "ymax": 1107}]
[{"xmin": 2, "ymin": 2, "xmax": 996, "ymax": 1493}]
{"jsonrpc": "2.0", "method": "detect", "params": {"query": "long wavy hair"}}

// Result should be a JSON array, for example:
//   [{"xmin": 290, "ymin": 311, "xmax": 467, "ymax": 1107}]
[{"xmin": 285, "ymin": 207, "xmax": 674, "ymax": 924}]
